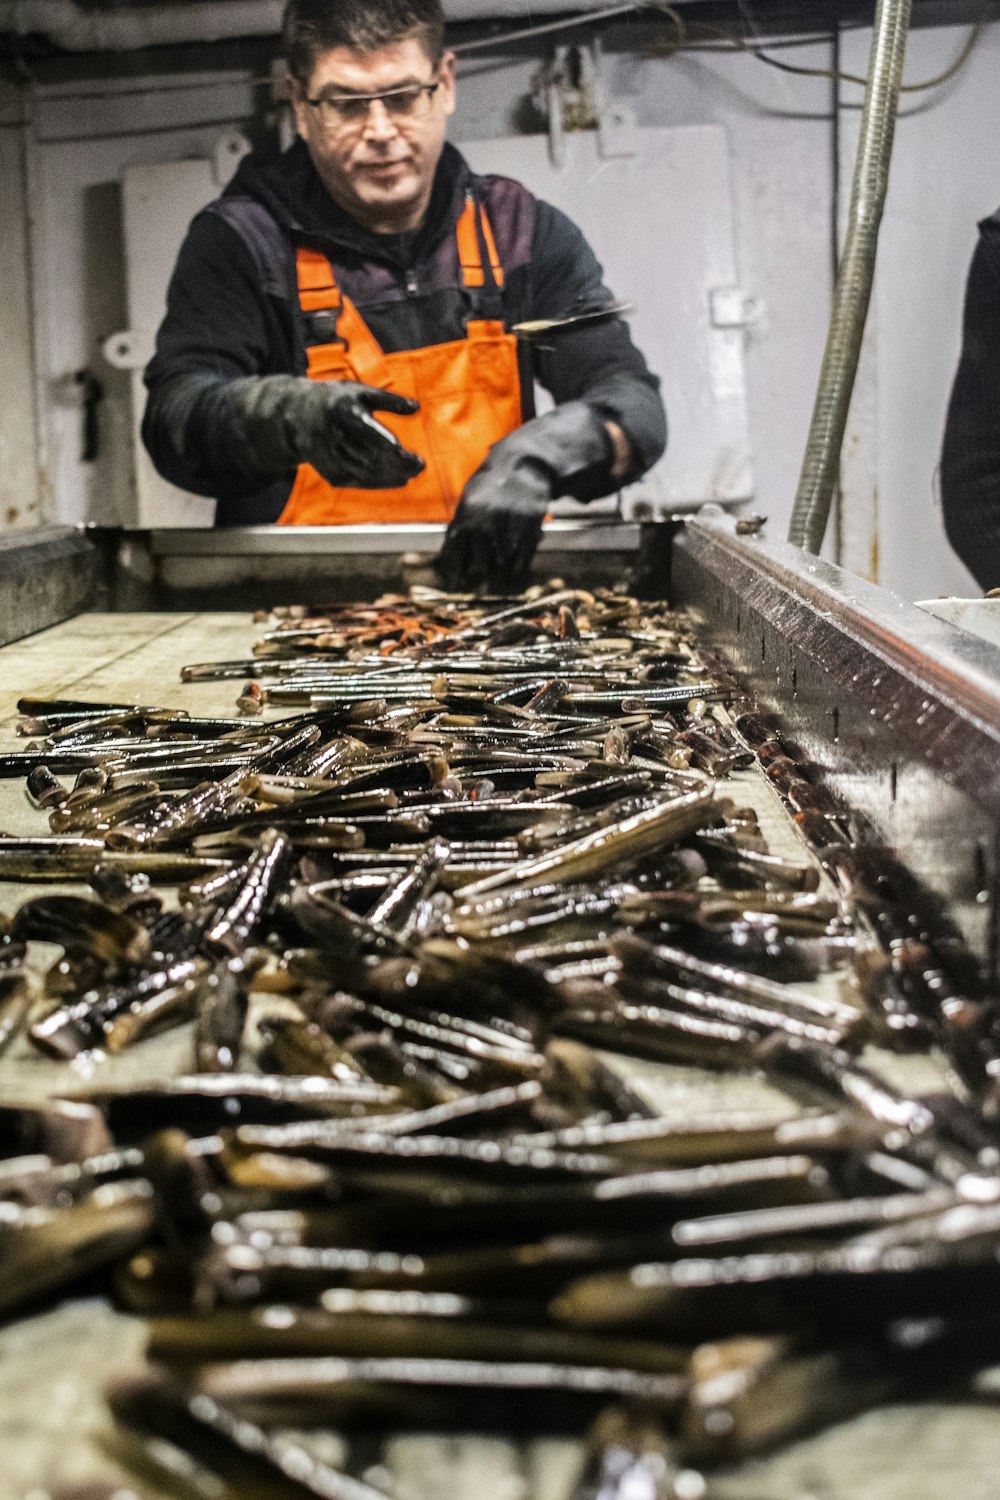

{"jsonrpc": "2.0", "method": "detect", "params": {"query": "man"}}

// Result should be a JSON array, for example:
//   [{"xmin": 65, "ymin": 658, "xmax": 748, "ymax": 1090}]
[
  {"xmin": 941, "ymin": 208, "xmax": 1000, "ymax": 590},
  {"xmin": 143, "ymin": 0, "xmax": 666, "ymax": 588}
]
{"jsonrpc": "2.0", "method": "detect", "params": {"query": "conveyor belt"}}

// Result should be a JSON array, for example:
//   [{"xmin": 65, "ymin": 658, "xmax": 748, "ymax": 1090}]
[{"xmin": 0, "ymin": 606, "xmax": 986, "ymax": 1500}]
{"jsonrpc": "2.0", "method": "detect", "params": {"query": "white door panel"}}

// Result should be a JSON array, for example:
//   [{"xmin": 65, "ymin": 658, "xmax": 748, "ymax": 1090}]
[{"xmin": 463, "ymin": 125, "xmax": 753, "ymax": 515}]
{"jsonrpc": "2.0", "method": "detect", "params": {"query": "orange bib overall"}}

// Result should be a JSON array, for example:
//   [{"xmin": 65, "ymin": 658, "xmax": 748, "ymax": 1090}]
[{"xmin": 278, "ymin": 197, "xmax": 523, "ymax": 526}]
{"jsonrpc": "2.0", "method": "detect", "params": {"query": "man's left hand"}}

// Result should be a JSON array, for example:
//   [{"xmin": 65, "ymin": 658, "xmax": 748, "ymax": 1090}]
[
  {"xmin": 437, "ymin": 461, "xmax": 550, "ymax": 593},
  {"xmin": 437, "ymin": 402, "xmax": 625, "ymax": 593}
]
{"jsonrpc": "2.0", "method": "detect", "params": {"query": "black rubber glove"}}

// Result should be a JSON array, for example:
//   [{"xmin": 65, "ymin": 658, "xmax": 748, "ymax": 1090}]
[
  {"xmin": 205, "ymin": 375, "xmax": 425, "ymax": 490},
  {"xmin": 437, "ymin": 401, "xmax": 615, "ymax": 592}
]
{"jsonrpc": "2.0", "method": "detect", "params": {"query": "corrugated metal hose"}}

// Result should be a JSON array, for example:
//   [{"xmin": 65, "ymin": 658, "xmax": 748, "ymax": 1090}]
[{"xmin": 787, "ymin": 0, "xmax": 913, "ymax": 555}]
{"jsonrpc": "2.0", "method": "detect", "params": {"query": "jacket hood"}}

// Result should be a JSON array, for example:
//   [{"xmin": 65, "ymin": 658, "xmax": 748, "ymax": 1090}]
[{"xmin": 224, "ymin": 137, "xmax": 473, "ymax": 266}]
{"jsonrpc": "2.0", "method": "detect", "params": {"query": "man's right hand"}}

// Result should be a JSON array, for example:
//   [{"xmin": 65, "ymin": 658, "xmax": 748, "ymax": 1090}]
[{"xmin": 219, "ymin": 375, "xmax": 425, "ymax": 490}]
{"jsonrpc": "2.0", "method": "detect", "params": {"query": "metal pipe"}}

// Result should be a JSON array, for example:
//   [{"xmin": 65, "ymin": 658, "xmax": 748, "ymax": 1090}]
[
  {"xmin": 0, "ymin": 0, "xmax": 637, "ymax": 52},
  {"xmin": 787, "ymin": 0, "xmax": 913, "ymax": 555},
  {"xmin": 0, "ymin": 1, "xmax": 283, "ymax": 50}
]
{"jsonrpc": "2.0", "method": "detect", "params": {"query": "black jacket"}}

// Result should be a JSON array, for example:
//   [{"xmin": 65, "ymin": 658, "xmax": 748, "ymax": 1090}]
[
  {"xmin": 941, "ymin": 209, "xmax": 1000, "ymax": 588},
  {"xmin": 143, "ymin": 139, "xmax": 666, "ymax": 525}
]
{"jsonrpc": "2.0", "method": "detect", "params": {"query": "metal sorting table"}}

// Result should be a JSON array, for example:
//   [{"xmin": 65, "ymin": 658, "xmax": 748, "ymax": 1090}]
[{"xmin": 0, "ymin": 519, "xmax": 1000, "ymax": 1497}]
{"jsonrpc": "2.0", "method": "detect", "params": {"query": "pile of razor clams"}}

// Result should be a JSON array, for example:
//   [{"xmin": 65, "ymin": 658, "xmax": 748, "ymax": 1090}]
[{"xmin": 1, "ymin": 586, "xmax": 1000, "ymax": 1498}]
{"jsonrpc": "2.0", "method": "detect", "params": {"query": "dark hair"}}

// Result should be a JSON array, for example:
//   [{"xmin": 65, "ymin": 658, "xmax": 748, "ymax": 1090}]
[{"xmin": 283, "ymin": 0, "xmax": 446, "ymax": 83}]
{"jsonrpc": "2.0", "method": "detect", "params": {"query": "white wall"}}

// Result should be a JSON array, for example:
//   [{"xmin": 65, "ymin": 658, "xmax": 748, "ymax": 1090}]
[
  {"xmin": 25, "ymin": 72, "xmax": 257, "ymax": 525},
  {"xmin": 452, "ymin": 38, "xmax": 836, "ymax": 547},
  {"xmin": 837, "ymin": 21, "xmax": 997, "ymax": 600},
  {"xmin": 0, "ymin": 18, "xmax": 996, "ymax": 600},
  {"xmin": 0, "ymin": 84, "xmax": 41, "ymax": 528}
]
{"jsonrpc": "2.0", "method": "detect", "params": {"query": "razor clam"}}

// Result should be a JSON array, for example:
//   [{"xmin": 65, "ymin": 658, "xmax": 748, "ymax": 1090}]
[
  {"xmin": 613, "ymin": 934, "xmax": 863, "ymax": 1031},
  {"xmin": 198, "ymin": 1228, "xmax": 655, "ymax": 1300},
  {"xmin": 448, "ymin": 886, "xmax": 623, "ymax": 943},
  {"xmin": 109, "ymin": 1369, "xmax": 394, "ymax": 1499},
  {"xmin": 271, "ymin": 1081, "xmax": 542, "ymax": 1144},
  {"xmin": 516, "ymin": 1110, "xmax": 869, "ymax": 1166},
  {"xmin": 345, "ymin": 998, "xmax": 545, "ymax": 1078},
  {"xmin": 0, "ymin": 840, "xmax": 227, "ymax": 882},
  {"xmin": 0, "ymin": 1178, "xmax": 156, "ymax": 1315},
  {"xmin": 16, "ymin": 695, "xmax": 182, "ymax": 719},
  {"xmin": 680, "ymin": 1333, "xmax": 903, "ymax": 1463},
  {"xmin": 456, "ymin": 785, "xmax": 716, "ymax": 897},
  {"xmin": 204, "ymin": 827, "xmax": 290, "ymax": 954},
  {"xmin": 0, "ymin": 968, "xmax": 32, "ymax": 1056},
  {"xmin": 89, "ymin": 863, "xmax": 162, "ymax": 921},
  {"xmin": 364, "ymin": 837, "xmax": 449, "ymax": 938},
  {"xmin": 230, "ymin": 1125, "xmax": 615, "ymax": 1183},
  {"xmin": 0, "ymin": 1145, "xmax": 144, "ymax": 1208},
  {"xmin": 12, "ymin": 894, "xmax": 152, "ymax": 966},
  {"xmin": 669, "ymin": 1185, "xmax": 960, "ymax": 1249},
  {"xmin": 147, "ymin": 909, "xmax": 212, "ymax": 963},
  {"xmin": 759, "ymin": 1036, "xmax": 938, "ymax": 1136},
  {"xmin": 284, "ymin": 884, "xmax": 411, "ymax": 962},
  {"xmin": 339, "ymin": 1031, "xmax": 466, "ymax": 1109},
  {"xmin": 29, "ymin": 957, "xmax": 204, "ymax": 1059},
  {"xmin": 25, "ymin": 763, "xmax": 69, "ymax": 809},
  {"xmin": 0, "ymin": 1099, "xmax": 113, "ymax": 1162},
  {"xmin": 67, "ymin": 1074, "xmax": 400, "ymax": 1138},
  {"xmin": 263, "ymin": 1154, "xmax": 830, "ymax": 1246},
  {"xmin": 570, "ymin": 1405, "xmax": 680, "ymax": 1500},
  {"xmin": 147, "ymin": 1300, "xmax": 690, "ymax": 1376},
  {"xmin": 103, "ymin": 975, "xmax": 199, "ymax": 1053},
  {"xmin": 259, "ymin": 1017, "xmax": 372, "ymax": 1083},
  {"xmin": 141, "ymin": 1128, "xmax": 225, "ymax": 1244},
  {"xmin": 49, "ymin": 782, "xmax": 169, "ymax": 835},
  {"xmin": 362, "ymin": 940, "xmax": 558, "ymax": 1021},
  {"xmin": 42, "ymin": 949, "xmax": 105, "ymax": 999},
  {"xmin": 549, "ymin": 1235, "xmax": 1000, "ymax": 1333},
  {"xmin": 192, "ymin": 959, "xmax": 253, "ymax": 1073},
  {"xmin": 557, "ymin": 995, "xmax": 761, "ymax": 1071},
  {"xmin": 612, "ymin": 971, "xmax": 847, "ymax": 1051},
  {"xmin": 190, "ymin": 1354, "xmax": 687, "ymax": 1422},
  {"xmin": 543, "ymin": 1037, "xmax": 658, "ymax": 1122},
  {"xmin": 4, "ymin": 583, "xmax": 999, "ymax": 1478},
  {"xmin": 515, "ymin": 796, "xmax": 658, "ymax": 853}
]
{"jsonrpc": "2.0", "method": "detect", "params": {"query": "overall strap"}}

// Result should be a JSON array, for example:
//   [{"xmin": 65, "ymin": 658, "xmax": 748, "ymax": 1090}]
[
  {"xmin": 296, "ymin": 245, "xmax": 343, "ymax": 312},
  {"xmin": 295, "ymin": 244, "xmax": 346, "ymax": 349},
  {"xmin": 294, "ymin": 245, "xmax": 388, "ymax": 386},
  {"xmin": 456, "ymin": 194, "xmax": 506, "ymax": 295}
]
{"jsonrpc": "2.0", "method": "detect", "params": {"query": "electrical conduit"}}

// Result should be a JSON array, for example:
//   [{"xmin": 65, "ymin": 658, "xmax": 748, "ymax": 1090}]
[
  {"xmin": 1, "ymin": 0, "xmax": 638, "ymax": 51},
  {"xmin": 787, "ymin": 0, "xmax": 913, "ymax": 554}
]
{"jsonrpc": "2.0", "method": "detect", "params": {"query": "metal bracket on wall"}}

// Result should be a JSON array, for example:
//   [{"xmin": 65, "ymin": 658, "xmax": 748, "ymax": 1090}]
[
  {"xmin": 213, "ymin": 129, "xmax": 252, "ymax": 188},
  {"xmin": 710, "ymin": 286, "xmax": 762, "ymax": 331},
  {"xmin": 539, "ymin": 41, "xmax": 636, "ymax": 168},
  {"xmin": 592, "ymin": 38, "xmax": 637, "ymax": 161},
  {"xmin": 101, "ymin": 330, "xmax": 145, "ymax": 373},
  {"xmin": 102, "ymin": 129, "xmax": 251, "ymax": 379},
  {"xmin": 597, "ymin": 102, "xmax": 638, "ymax": 161}
]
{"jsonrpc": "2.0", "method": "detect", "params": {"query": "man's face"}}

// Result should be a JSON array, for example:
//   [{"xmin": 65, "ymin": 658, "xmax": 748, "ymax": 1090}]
[{"xmin": 293, "ymin": 38, "xmax": 456, "ymax": 233}]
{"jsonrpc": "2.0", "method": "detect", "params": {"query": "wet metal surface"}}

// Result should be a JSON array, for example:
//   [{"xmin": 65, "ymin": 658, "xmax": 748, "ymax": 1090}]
[{"xmin": 673, "ymin": 513, "xmax": 1000, "ymax": 975}]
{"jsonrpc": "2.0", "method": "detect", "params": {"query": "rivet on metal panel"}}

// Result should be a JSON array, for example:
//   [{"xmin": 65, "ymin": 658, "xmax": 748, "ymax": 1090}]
[
  {"xmin": 213, "ymin": 129, "xmax": 252, "ymax": 188},
  {"xmin": 102, "ymin": 330, "xmax": 141, "ymax": 371},
  {"xmin": 710, "ymin": 287, "xmax": 762, "ymax": 329}
]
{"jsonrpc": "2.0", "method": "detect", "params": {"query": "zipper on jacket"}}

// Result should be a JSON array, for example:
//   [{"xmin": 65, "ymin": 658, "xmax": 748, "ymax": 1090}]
[{"xmin": 405, "ymin": 269, "xmax": 419, "ymax": 295}]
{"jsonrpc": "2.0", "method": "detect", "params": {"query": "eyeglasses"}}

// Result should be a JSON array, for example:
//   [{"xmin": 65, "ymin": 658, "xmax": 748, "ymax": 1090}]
[{"xmin": 305, "ymin": 81, "xmax": 441, "ymax": 130}]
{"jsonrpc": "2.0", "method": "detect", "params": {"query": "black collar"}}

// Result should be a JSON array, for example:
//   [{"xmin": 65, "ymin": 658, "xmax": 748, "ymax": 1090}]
[{"xmin": 236, "ymin": 138, "xmax": 474, "ymax": 268}]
